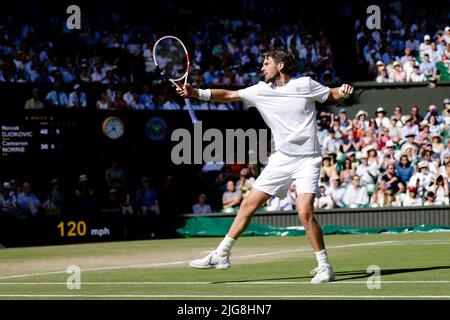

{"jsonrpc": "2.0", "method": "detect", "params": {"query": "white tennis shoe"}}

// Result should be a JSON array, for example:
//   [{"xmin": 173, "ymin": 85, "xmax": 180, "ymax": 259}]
[
  {"xmin": 190, "ymin": 251, "xmax": 231, "ymax": 269},
  {"xmin": 310, "ymin": 264, "xmax": 335, "ymax": 283}
]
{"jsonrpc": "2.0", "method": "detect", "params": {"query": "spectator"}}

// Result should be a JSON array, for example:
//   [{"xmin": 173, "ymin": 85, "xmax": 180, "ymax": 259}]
[
  {"xmin": 96, "ymin": 91, "xmax": 112, "ymax": 109},
  {"xmin": 366, "ymin": 146, "xmax": 382, "ymax": 170},
  {"xmin": 91, "ymin": 63, "xmax": 105, "ymax": 82},
  {"xmin": 321, "ymin": 128, "xmax": 341, "ymax": 155},
  {"xmin": 390, "ymin": 61, "xmax": 406, "ymax": 82},
  {"xmin": 222, "ymin": 180, "xmax": 242, "ymax": 209},
  {"xmin": 109, "ymin": 178, "xmax": 133, "ymax": 214},
  {"xmin": 356, "ymin": 152, "xmax": 379, "ymax": 185},
  {"xmin": 24, "ymin": 88, "xmax": 44, "ymax": 109},
  {"xmin": 433, "ymin": 175, "xmax": 449, "ymax": 205},
  {"xmin": 192, "ymin": 193, "xmax": 212, "ymax": 214},
  {"xmin": 374, "ymin": 107, "xmax": 390, "ymax": 130},
  {"xmin": 423, "ymin": 191, "xmax": 436, "ymax": 206},
  {"xmin": 341, "ymin": 130, "xmax": 360, "ymax": 156},
  {"xmin": 17, "ymin": 182, "xmax": 42, "ymax": 217},
  {"xmin": 396, "ymin": 154, "xmax": 415, "ymax": 185},
  {"xmin": 0, "ymin": 182, "xmax": 18, "ymax": 215},
  {"xmin": 42, "ymin": 178, "xmax": 65, "ymax": 215},
  {"xmin": 74, "ymin": 174, "xmax": 96, "ymax": 213},
  {"xmin": 68, "ymin": 84, "xmax": 87, "ymax": 108},
  {"xmin": 343, "ymin": 175, "xmax": 369, "ymax": 207},
  {"xmin": 384, "ymin": 188, "xmax": 402, "ymax": 207},
  {"xmin": 135, "ymin": 177, "xmax": 159, "ymax": 215},
  {"xmin": 339, "ymin": 158, "xmax": 355, "ymax": 186},
  {"xmin": 419, "ymin": 54, "xmax": 436, "ymax": 79},
  {"xmin": 105, "ymin": 160, "xmax": 126, "ymax": 189},
  {"xmin": 140, "ymin": 85, "xmax": 155, "ymax": 110},
  {"xmin": 430, "ymin": 134, "xmax": 445, "ymax": 155},
  {"xmin": 45, "ymin": 81, "xmax": 69, "ymax": 108},
  {"xmin": 375, "ymin": 66, "xmax": 393, "ymax": 83},
  {"xmin": 320, "ymin": 155, "xmax": 337, "ymax": 187},
  {"xmin": 236, "ymin": 168, "xmax": 254, "ymax": 199},
  {"xmin": 327, "ymin": 174, "xmax": 345, "ymax": 208},
  {"xmin": 111, "ymin": 90, "xmax": 127, "ymax": 110},
  {"xmin": 403, "ymin": 185, "xmax": 422, "ymax": 207},
  {"xmin": 442, "ymin": 98, "xmax": 450, "ymax": 126},
  {"xmin": 419, "ymin": 35, "xmax": 433, "ymax": 58},
  {"xmin": 370, "ymin": 180, "xmax": 388, "ymax": 207},
  {"xmin": 314, "ymin": 185, "xmax": 334, "ymax": 209},
  {"xmin": 409, "ymin": 161, "xmax": 435, "ymax": 195},
  {"xmin": 401, "ymin": 114, "xmax": 419, "ymax": 140},
  {"xmin": 410, "ymin": 65, "xmax": 426, "ymax": 82}
]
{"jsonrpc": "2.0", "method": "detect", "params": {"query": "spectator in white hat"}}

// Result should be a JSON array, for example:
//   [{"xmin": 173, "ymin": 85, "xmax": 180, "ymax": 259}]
[
  {"xmin": 444, "ymin": 26, "xmax": 450, "ymax": 45},
  {"xmin": 383, "ymin": 140, "xmax": 400, "ymax": 167},
  {"xmin": 375, "ymin": 66, "xmax": 393, "ymax": 83},
  {"xmin": 409, "ymin": 161, "xmax": 435, "ymax": 195},
  {"xmin": 389, "ymin": 61, "xmax": 406, "ymax": 82},
  {"xmin": 375, "ymin": 107, "xmax": 391, "ymax": 129},
  {"xmin": 419, "ymin": 34, "xmax": 433, "ymax": 58}
]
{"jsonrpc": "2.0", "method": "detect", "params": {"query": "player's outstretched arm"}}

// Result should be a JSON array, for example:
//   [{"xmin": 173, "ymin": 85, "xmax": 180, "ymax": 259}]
[
  {"xmin": 176, "ymin": 84, "xmax": 242, "ymax": 103},
  {"xmin": 328, "ymin": 84, "xmax": 354, "ymax": 102}
]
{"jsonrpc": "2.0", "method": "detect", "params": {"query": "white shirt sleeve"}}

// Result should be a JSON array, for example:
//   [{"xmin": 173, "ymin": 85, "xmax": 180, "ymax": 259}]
[
  {"xmin": 308, "ymin": 78, "xmax": 331, "ymax": 103},
  {"xmin": 238, "ymin": 83, "xmax": 259, "ymax": 108}
]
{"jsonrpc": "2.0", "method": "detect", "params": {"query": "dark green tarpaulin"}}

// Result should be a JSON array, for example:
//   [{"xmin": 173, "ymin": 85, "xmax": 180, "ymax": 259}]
[{"xmin": 177, "ymin": 217, "xmax": 450, "ymax": 237}]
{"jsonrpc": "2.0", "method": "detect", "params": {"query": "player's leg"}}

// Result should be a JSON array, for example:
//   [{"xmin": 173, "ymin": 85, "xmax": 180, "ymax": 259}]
[
  {"xmin": 296, "ymin": 193, "xmax": 335, "ymax": 283},
  {"xmin": 190, "ymin": 152, "xmax": 288, "ymax": 270},
  {"xmin": 190, "ymin": 188, "xmax": 270, "ymax": 269},
  {"xmin": 296, "ymin": 193, "xmax": 325, "ymax": 251}
]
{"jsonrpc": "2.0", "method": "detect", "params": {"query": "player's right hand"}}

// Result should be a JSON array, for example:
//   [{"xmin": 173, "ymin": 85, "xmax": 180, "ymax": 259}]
[{"xmin": 176, "ymin": 84, "xmax": 196, "ymax": 98}]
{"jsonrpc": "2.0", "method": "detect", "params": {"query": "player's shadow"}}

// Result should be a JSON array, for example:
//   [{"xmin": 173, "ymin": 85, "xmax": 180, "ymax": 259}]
[{"xmin": 210, "ymin": 266, "xmax": 450, "ymax": 284}]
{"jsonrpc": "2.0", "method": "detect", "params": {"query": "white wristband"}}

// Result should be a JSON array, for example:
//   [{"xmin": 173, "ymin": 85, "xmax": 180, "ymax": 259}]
[{"xmin": 198, "ymin": 89, "xmax": 212, "ymax": 101}]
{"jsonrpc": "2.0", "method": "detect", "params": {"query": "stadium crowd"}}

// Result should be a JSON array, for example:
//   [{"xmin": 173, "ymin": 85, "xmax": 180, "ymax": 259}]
[
  {"xmin": 354, "ymin": 1, "xmax": 450, "ymax": 82},
  {"xmin": 0, "ymin": 1, "xmax": 336, "ymax": 111}
]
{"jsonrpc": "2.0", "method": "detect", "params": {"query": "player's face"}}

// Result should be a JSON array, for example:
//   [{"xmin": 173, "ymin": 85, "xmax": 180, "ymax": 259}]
[{"xmin": 261, "ymin": 57, "xmax": 282, "ymax": 83}]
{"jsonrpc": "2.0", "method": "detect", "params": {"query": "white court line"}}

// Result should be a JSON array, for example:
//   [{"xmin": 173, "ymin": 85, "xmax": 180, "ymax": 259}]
[
  {"xmin": 0, "ymin": 240, "xmax": 395, "ymax": 280},
  {"xmin": 0, "ymin": 239, "xmax": 447, "ymax": 280},
  {"xmin": 0, "ymin": 280, "xmax": 449, "ymax": 285},
  {"xmin": 0, "ymin": 294, "xmax": 450, "ymax": 299}
]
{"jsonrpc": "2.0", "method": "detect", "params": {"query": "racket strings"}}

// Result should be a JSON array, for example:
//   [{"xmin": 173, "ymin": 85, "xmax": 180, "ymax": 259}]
[{"xmin": 154, "ymin": 39, "xmax": 188, "ymax": 80}]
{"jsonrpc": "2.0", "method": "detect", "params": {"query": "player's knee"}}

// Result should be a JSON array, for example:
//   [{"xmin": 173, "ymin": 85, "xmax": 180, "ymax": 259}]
[
  {"xmin": 298, "ymin": 209, "xmax": 315, "ymax": 228},
  {"xmin": 239, "ymin": 198, "xmax": 258, "ymax": 215}
]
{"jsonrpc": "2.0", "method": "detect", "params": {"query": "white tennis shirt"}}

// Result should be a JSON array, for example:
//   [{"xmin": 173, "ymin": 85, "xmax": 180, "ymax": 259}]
[{"xmin": 238, "ymin": 77, "xmax": 330, "ymax": 156}]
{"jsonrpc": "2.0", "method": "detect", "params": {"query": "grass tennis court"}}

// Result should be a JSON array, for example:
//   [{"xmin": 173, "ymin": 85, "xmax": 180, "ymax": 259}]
[{"xmin": 0, "ymin": 233, "xmax": 449, "ymax": 299}]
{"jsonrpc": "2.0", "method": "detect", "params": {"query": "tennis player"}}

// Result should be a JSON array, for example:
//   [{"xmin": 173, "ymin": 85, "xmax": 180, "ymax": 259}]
[{"xmin": 176, "ymin": 49, "xmax": 353, "ymax": 283}]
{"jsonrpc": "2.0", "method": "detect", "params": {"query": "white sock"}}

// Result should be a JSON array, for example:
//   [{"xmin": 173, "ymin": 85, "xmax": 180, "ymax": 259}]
[
  {"xmin": 216, "ymin": 234, "xmax": 236, "ymax": 256},
  {"xmin": 315, "ymin": 249, "xmax": 330, "ymax": 267}
]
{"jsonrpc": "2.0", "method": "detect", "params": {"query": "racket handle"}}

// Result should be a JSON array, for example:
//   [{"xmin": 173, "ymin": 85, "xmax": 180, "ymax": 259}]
[{"xmin": 184, "ymin": 98, "xmax": 198, "ymax": 124}]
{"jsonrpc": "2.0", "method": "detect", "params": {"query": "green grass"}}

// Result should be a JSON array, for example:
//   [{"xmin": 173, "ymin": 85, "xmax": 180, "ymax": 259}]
[{"xmin": 0, "ymin": 233, "xmax": 450, "ymax": 299}]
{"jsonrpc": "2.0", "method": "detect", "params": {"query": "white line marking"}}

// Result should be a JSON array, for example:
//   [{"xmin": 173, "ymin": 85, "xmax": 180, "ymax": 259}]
[
  {"xmin": 0, "ymin": 294, "xmax": 449, "ymax": 299},
  {"xmin": 0, "ymin": 239, "xmax": 447, "ymax": 280},
  {"xmin": 0, "ymin": 280, "xmax": 449, "ymax": 285}
]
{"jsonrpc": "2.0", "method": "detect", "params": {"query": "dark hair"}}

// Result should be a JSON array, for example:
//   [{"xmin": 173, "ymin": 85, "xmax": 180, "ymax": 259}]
[{"xmin": 262, "ymin": 48, "xmax": 297, "ymax": 76}]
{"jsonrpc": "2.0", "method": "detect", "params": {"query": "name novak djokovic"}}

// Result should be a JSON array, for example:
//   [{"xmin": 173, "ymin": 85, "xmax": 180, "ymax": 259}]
[{"xmin": 177, "ymin": 304, "xmax": 272, "ymax": 318}]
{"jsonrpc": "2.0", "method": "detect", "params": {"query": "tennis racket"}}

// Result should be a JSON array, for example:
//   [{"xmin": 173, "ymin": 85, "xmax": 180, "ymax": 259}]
[{"xmin": 152, "ymin": 35, "xmax": 198, "ymax": 124}]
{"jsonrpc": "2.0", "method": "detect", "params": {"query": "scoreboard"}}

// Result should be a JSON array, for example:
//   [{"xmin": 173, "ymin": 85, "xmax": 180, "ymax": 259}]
[{"xmin": 0, "ymin": 114, "xmax": 73, "ymax": 158}]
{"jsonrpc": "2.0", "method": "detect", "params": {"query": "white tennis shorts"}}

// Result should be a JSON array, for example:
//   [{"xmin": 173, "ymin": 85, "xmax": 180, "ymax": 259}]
[{"xmin": 252, "ymin": 151, "xmax": 322, "ymax": 198}]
